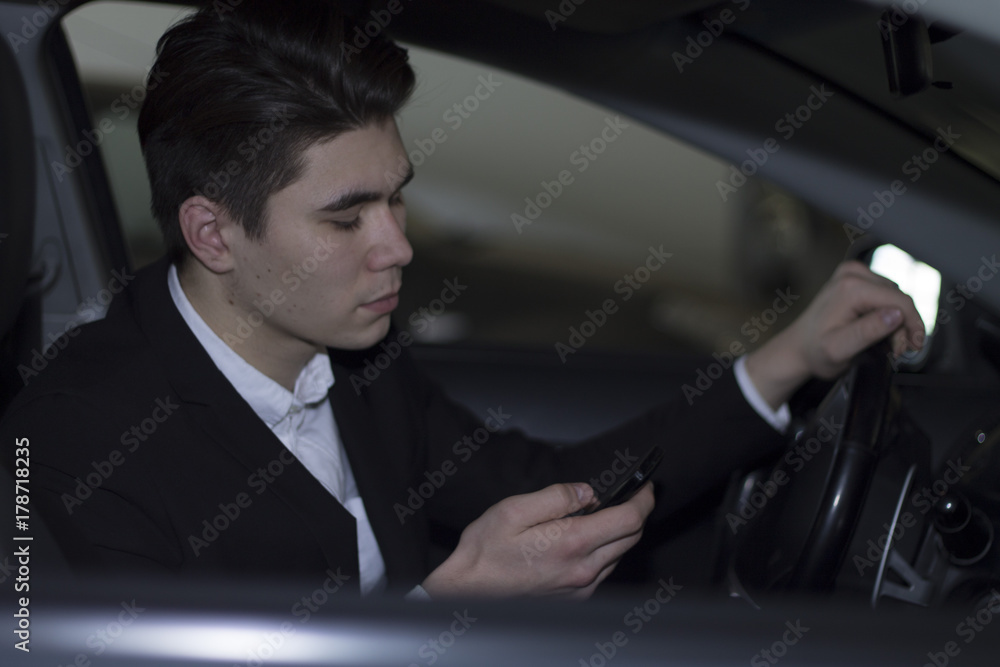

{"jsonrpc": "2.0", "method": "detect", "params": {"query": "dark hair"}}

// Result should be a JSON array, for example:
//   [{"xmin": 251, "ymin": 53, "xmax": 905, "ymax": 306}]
[{"xmin": 137, "ymin": 0, "xmax": 416, "ymax": 262}]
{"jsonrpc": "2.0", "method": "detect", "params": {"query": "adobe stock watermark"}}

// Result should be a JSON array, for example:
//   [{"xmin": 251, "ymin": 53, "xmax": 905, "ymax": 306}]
[
  {"xmin": 60, "ymin": 396, "xmax": 180, "ymax": 515},
  {"xmin": 522, "ymin": 448, "xmax": 643, "ymax": 564},
  {"xmin": 922, "ymin": 589, "xmax": 1000, "ymax": 667},
  {"xmin": 290, "ymin": 567, "xmax": 351, "ymax": 623},
  {"xmin": 878, "ymin": 0, "xmax": 932, "ymax": 39},
  {"xmin": 555, "ymin": 245, "xmax": 672, "ymax": 362},
  {"xmin": 235, "ymin": 622, "xmax": 297, "ymax": 667},
  {"xmin": 884, "ymin": 254, "xmax": 1000, "ymax": 372},
  {"xmin": 843, "ymin": 126, "xmax": 961, "ymax": 244},
  {"xmin": 407, "ymin": 609, "xmax": 478, "ymax": 667},
  {"xmin": 511, "ymin": 116, "xmax": 630, "ymax": 234},
  {"xmin": 588, "ymin": 449, "xmax": 643, "ymax": 499},
  {"xmin": 546, "ymin": 0, "xmax": 586, "ymax": 30},
  {"xmin": 394, "ymin": 406, "xmax": 512, "ymax": 524},
  {"xmin": 18, "ymin": 267, "xmax": 136, "ymax": 385},
  {"xmin": 194, "ymin": 106, "xmax": 297, "ymax": 202},
  {"xmin": 671, "ymin": 0, "xmax": 752, "ymax": 73},
  {"xmin": 46, "ymin": 599, "xmax": 146, "ymax": 663},
  {"xmin": 340, "ymin": 0, "xmax": 413, "ymax": 62},
  {"xmin": 929, "ymin": 254, "xmax": 1000, "ymax": 329},
  {"xmin": 188, "ymin": 448, "xmax": 299, "ymax": 556},
  {"xmin": 211, "ymin": 0, "xmax": 240, "ymax": 16},
  {"xmin": 223, "ymin": 234, "xmax": 339, "ymax": 347},
  {"xmin": 234, "ymin": 568, "xmax": 351, "ymax": 667},
  {"xmin": 681, "ymin": 287, "xmax": 799, "ymax": 405},
  {"xmin": 520, "ymin": 515, "xmax": 573, "ymax": 565},
  {"xmin": 5, "ymin": 0, "xmax": 72, "ymax": 53},
  {"xmin": 716, "ymin": 84, "xmax": 834, "ymax": 201},
  {"xmin": 52, "ymin": 67, "xmax": 170, "ymax": 182},
  {"xmin": 578, "ymin": 578, "xmax": 682, "ymax": 667},
  {"xmin": 384, "ymin": 74, "xmax": 502, "ymax": 188},
  {"xmin": 750, "ymin": 619, "xmax": 810, "ymax": 666},
  {"xmin": 726, "ymin": 416, "xmax": 842, "ymax": 534},
  {"xmin": 853, "ymin": 457, "xmax": 970, "ymax": 577},
  {"xmin": 349, "ymin": 277, "xmax": 469, "ymax": 395},
  {"xmin": 0, "ymin": 554, "xmax": 14, "ymax": 586}
]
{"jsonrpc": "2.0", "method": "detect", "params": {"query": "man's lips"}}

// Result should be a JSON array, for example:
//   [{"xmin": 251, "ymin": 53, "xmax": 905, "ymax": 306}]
[{"xmin": 361, "ymin": 292, "xmax": 399, "ymax": 314}]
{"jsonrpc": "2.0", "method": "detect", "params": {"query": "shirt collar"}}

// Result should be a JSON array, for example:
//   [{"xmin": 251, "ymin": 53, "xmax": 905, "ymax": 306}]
[{"xmin": 166, "ymin": 263, "xmax": 335, "ymax": 427}]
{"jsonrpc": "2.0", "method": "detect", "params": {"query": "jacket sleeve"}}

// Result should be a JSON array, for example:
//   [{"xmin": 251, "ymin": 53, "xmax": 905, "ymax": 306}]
[{"xmin": 396, "ymin": 349, "xmax": 786, "ymax": 535}]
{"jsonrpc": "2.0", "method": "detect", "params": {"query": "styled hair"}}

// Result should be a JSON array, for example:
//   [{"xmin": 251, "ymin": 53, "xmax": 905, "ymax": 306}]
[{"xmin": 137, "ymin": 0, "xmax": 416, "ymax": 261}]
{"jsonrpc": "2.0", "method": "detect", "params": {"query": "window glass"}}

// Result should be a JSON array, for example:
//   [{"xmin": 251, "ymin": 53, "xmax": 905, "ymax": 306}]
[
  {"xmin": 62, "ymin": 0, "xmax": 848, "ymax": 355},
  {"xmin": 63, "ymin": 1, "xmax": 192, "ymax": 268}
]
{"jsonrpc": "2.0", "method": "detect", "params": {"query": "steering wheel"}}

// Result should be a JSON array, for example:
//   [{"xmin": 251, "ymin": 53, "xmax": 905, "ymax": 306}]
[{"xmin": 722, "ymin": 339, "xmax": 899, "ymax": 596}]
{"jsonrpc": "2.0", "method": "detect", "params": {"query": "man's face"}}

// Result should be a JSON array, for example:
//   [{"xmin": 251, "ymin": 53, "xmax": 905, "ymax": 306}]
[{"xmin": 224, "ymin": 120, "xmax": 413, "ymax": 352}]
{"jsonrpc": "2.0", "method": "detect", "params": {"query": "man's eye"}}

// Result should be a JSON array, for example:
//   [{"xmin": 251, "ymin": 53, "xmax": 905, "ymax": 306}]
[
  {"xmin": 390, "ymin": 192, "xmax": 405, "ymax": 206},
  {"xmin": 333, "ymin": 218, "xmax": 360, "ymax": 230}
]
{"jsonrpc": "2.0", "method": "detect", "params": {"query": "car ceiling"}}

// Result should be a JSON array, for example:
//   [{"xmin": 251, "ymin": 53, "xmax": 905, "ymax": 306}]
[
  {"xmin": 422, "ymin": 0, "xmax": 1000, "ymax": 187},
  {"xmin": 727, "ymin": 1, "xmax": 1000, "ymax": 189},
  {"xmin": 484, "ymin": 0, "xmax": 721, "ymax": 34}
]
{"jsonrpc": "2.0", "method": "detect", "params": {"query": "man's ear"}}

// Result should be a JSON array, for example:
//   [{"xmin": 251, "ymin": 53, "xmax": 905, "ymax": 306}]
[{"xmin": 178, "ymin": 196, "xmax": 237, "ymax": 274}]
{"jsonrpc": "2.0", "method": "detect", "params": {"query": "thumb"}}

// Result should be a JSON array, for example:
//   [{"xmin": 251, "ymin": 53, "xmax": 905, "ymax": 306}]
[{"xmin": 506, "ymin": 483, "xmax": 594, "ymax": 528}]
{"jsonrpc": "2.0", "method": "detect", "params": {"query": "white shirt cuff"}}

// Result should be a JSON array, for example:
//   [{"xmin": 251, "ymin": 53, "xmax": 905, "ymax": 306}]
[
  {"xmin": 405, "ymin": 585, "xmax": 432, "ymax": 601},
  {"xmin": 734, "ymin": 355, "xmax": 791, "ymax": 434}
]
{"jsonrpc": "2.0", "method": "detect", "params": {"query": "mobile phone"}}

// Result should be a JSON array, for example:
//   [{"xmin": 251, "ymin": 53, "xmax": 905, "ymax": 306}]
[{"xmin": 570, "ymin": 445, "xmax": 664, "ymax": 516}]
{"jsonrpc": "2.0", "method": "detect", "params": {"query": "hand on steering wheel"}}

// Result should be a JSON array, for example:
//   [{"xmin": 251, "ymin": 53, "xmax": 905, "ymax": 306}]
[{"xmin": 744, "ymin": 261, "xmax": 924, "ymax": 410}]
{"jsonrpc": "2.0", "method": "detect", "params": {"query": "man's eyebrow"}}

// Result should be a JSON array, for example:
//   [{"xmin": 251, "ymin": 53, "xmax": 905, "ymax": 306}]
[
  {"xmin": 316, "ymin": 166, "xmax": 414, "ymax": 213},
  {"xmin": 394, "ymin": 165, "xmax": 415, "ymax": 193},
  {"xmin": 317, "ymin": 190, "xmax": 381, "ymax": 213}
]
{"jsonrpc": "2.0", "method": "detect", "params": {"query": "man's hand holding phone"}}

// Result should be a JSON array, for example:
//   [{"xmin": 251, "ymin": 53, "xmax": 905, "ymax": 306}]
[
  {"xmin": 570, "ymin": 446, "xmax": 663, "ymax": 516},
  {"xmin": 422, "ymin": 453, "xmax": 658, "ymax": 600}
]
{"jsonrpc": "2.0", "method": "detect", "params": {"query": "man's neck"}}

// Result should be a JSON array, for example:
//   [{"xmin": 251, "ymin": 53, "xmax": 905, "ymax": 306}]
[{"xmin": 177, "ymin": 262, "xmax": 323, "ymax": 392}]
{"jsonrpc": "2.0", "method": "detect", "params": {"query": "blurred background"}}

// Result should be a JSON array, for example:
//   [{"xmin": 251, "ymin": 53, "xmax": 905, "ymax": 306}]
[{"xmin": 62, "ymin": 0, "xmax": 851, "ymax": 357}]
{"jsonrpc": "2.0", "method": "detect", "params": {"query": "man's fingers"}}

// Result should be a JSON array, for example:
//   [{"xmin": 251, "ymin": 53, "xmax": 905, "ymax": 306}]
[
  {"xmin": 502, "ymin": 483, "xmax": 594, "ymax": 529},
  {"xmin": 529, "ymin": 483, "xmax": 652, "ymax": 570},
  {"xmin": 835, "ymin": 260, "xmax": 898, "ymax": 290},
  {"xmin": 838, "ymin": 277, "xmax": 925, "ymax": 349},
  {"xmin": 832, "ymin": 259, "xmax": 870, "ymax": 279},
  {"xmin": 823, "ymin": 308, "xmax": 902, "ymax": 365},
  {"xmin": 424, "ymin": 482, "xmax": 650, "ymax": 599},
  {"xmin": 541, "ymin": 485, "xmax": 652, "ymax": 595},
  {"xmin": 564, "ymin": 483, "xmax": 653, "ymax": 552},
  {"xmin": 891, "ymin": 327, "xmax": 911, "ymax": 357}
]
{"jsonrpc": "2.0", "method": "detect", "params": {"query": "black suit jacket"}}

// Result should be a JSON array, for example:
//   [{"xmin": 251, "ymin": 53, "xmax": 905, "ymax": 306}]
[{"xmin": 0, "ymin": 258, "xmax": 784, "ymax": 595}]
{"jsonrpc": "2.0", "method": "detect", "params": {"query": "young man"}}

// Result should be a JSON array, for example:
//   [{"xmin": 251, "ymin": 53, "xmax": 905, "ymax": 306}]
[{"xmin": 0, "ymin": 0, "xmax": 922, "ymax": 599}]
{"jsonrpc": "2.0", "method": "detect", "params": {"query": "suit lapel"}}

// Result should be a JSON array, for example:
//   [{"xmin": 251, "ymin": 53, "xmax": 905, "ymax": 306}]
[
  {"xmin": 328, "ymin": 350, "xmax": 429, "ymax": 590},
  {"xmin": 124, "ymin": 258, "xmax": 362, "ymax": 587},
  {"xmin": 183, "ymin": 398, "xmax": 362, "ymax": 583}
]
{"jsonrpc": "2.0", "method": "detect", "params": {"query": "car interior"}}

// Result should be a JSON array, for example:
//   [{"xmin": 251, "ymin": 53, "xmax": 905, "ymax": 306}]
[{"xmin": 4, "ymin": 0, "xmax": 1000, "ymax": 664}]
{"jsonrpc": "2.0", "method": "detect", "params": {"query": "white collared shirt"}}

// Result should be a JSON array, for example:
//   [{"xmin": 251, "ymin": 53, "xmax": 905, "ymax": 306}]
[
  {"xmin": 735, "ymin": 356, "xmax": 791, "ymax": 433},
  {"xmin": 165, "ymin": 265, "xmax": 786, "ymax": 601},
  {"xmin": 167, "ymin": 264, "xmax": 386, "ymax": 595}
]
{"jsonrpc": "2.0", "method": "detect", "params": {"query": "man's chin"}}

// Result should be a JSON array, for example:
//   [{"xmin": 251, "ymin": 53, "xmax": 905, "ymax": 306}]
[{"xmin": 326, "ymin": 318, "xmax": 393, "ymax": 351}]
